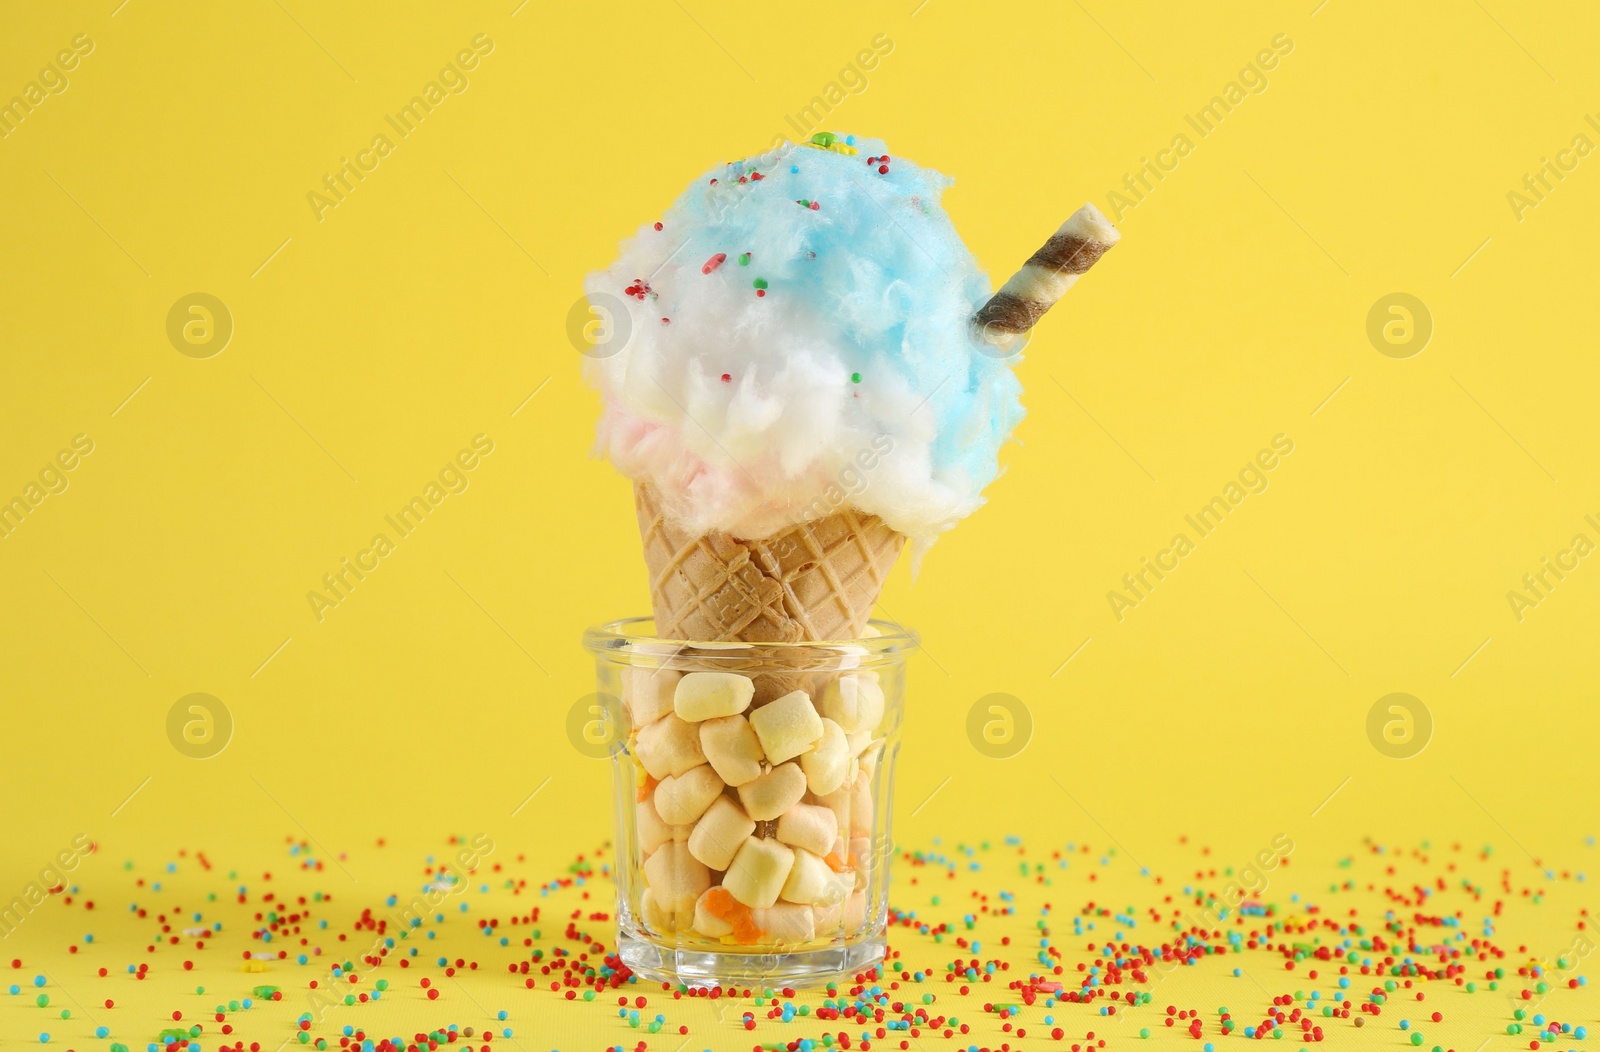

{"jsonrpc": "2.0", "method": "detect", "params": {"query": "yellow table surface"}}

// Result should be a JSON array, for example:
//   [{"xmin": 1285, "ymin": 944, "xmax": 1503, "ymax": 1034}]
[{"xmin": 0, "ymin": 827, "xmax": 1593, "ymax": 1051}]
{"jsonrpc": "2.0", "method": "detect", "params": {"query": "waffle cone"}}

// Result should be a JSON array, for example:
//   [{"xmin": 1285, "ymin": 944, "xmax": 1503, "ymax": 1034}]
[{"xmin": 635, "ymin": 482, "xmax": 903, "ymax": 643}]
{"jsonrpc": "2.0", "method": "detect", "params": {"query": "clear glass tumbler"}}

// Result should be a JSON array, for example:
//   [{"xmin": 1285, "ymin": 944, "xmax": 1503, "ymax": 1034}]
[{"xmin": 582, "ymin": 618, "xmax": 916, "ymax": 987}]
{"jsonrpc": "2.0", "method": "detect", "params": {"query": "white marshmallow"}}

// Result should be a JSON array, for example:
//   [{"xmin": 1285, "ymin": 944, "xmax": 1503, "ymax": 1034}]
[
  {"xmin": 849, "ymin": 769, "xmax": 873, "ymax": 835},
  {"xmin": 642, "ymin": 841, "xmax": 711, "ymax": 919},
  {"xmin": 636, "ymin": 795, "xmax": 687, "ymax": 854},
  {"xmin": 673, "ymin": 671, "xmax": 754, "ymax": 722},
  {"xmin": 749, "ymin": 902, "xmax": 815, "ymax": 945},
  {"xmin": 812, "ymin": 781, "xmax": 851, "ymax": 838},
  {"xmin": 781, "ymin": 848, "xmax": 852, "ymax": 906},
  {"xmin": 692, "ymin": 888, "xmax": 734, "ymax": 938},
  {"xmin": 842, "ymin": 891, "xmax": 867, "ymax": 931},
  {"xmin": 849, "ymin": 835, "xmax": 873, "ymax": 889},
  {"xmin": 736, "ymin": 762, "xmax": 807, "ymax": 821},
  {"xmin": 844, "ymin": 729, "xmax": 873, "ymax": 757},
  {"xmin": 722, "ymin": 837, "xmax": 794, "ymax": 909},
  {"xmin": 812, "ymin": 899, "xmax": 842, "ymax": 934},
  {"xmin": 640, "ymin": 888, "xmax": 679, "ymax": 932},
  {"xmin": 748, "ymin": 690, "xmax": 824, "ymax": 764},
  {"xmin": 774, "ymin": 802, "xmax": 838, "ymax": 857},
  {"xmin": 687, "ymin": 796, "xmax": 755, "ymax": 870},
  {"xmin": 653, "ymin": 765, "xmax": 724, "ymax": 825},
  {"xmin": 819, "ymin": 674, "xmax": 884, "ymax": 735},
  {"xmin": 635, "ymin": 714, "xmax": 707, "ymax": 779},
  {"xmin": 698, "ymin": 714, "xmax": 764, "ymax": 786},
  {"xmin": 800, "ymin": 718, "xmax": 850, "ymax": 795},
  {"xmin": 621, "ymin": 666, "xmax": 680, "ymax": 726}
]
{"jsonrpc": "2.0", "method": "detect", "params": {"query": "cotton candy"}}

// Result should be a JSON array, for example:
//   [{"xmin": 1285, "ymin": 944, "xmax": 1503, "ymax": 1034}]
[{"xmin": 583, "ymin": 135, "xmax": 1025, "ymax": 556}]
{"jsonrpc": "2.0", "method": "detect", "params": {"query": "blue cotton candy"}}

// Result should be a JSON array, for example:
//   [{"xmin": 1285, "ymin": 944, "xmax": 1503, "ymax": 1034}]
[{"xmin": 584, "ymin": 136, "xmax": 1024, "ymax": 556}]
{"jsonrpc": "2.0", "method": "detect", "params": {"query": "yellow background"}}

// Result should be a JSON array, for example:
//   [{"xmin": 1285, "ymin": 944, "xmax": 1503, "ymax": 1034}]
[{"xmin": 2, "ymin": 0, "xmax": 1598, "ymax": 1043}]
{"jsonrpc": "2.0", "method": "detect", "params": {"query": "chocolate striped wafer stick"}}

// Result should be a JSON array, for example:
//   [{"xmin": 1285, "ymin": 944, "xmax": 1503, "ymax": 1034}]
[{"xmin": 973, "ymin": 202, "xmax": 1120, "ymax": 353}]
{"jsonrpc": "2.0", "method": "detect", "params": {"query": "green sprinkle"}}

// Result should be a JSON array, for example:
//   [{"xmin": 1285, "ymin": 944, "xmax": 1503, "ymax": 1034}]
[
  {"xmin": 738, "ymin": 253, "xmax": 751, "ymax": 266},
  {"xmin": 753, "ymin": 278, "xmax": 768, "ymax": 290},
  {"xmin": 810, "ymin": 132, "xmax": 838, "ymax": 147},
  {"xmin": 850, "ymin": 372, "xmax": 861, "ymax": 383}
]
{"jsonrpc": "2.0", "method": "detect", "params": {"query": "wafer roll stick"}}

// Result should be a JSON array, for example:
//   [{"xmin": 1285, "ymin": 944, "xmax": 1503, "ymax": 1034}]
[{"xmin": 973, "ymin": 203, "xmax": 1120, "ymax": 353}]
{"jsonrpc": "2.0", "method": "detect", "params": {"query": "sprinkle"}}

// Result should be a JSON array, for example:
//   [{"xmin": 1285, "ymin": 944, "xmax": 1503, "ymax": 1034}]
[
  {"xmin": 720, "ymin": 374, "xmax": 731, "ymax": 383},
  {"xmin": 878, "ymin": 164, "xmax": 889, "ymax": 175},
  {"xmin": 701, "ymin": 253, "xmax": 727, "ymax": 275},
  {"xmin": 737, "ymin": 253, "xmax": 751, "ymax": 266},
  {"xmin": 752, "ymin": 278, "xmax": 768, "ymax": 290},
  {"xmin": 652, "ymin": 222, "xmax": 662, "ymax": 231},
  {"xmin": 851, "ymin": 373, "xmax": 861, "ymax": 383},
  {"xmin": 789, "ymin": 165, "xmax": 799, "ymax": 173}
]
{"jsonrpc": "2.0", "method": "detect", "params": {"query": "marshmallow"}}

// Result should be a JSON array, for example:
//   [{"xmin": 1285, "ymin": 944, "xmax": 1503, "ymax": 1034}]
[
  {"xmin": 673, "ymin": 671, "xmax": 754, "ymax": 722},
  {"xmin": 692, "ymin": 887, "xmax": 734, "ymax": 938},
  {"xmin": 774, "ymin": 802, "xmax": 838, "ymax": 857},
  {"xmin": 621, "ymin": 666, "xmax": 680, "ymax": 726},
  {"xmin": 812, "ymin": 899, "xmax": 842, "ymax": 934},
  {"xmin": 642, "ymin": 841, "xmax": 711, "ymax": 920},
  {"xmin": 749, "ymin": 902, "xmax": 816, "ymax": 945},
  {"xmin": 635, "ymin": 713, "xmax": 707, "ymax": 779},
  {"xmin": 819, "ymin": 674, "xmax": 884, "ymax": 735},
  {"xmin": 722, "ymin": 836, "xmax": 795, "ymax": 909},
  {"xmin": 844, "ymin": 729, "xmax": 874, "ymax": 757},
  {"xmin": 653, "ymin": 764, "xmax": 723, "ymax": 825},
  {"xmin": 842, "ymin": 890, "xmax": 867, "ymax": 931},
  {"xmin": 811, "ymin": 781, "xmax": 851, "ymax": 838},
  {"xmin": 698, "ymin": 714, "xmax": 764, "ymax": 786},
  {"xmin": 736, "ymin": 762, "xmax": 807, "ymax": 821},
  {"xmin": 849, "ymin": 835, "xmax": 873, "ymax": 889},
  {"xmin": 687, "ymin": 796, "xmax": 755, "ymax": 870},
  {"xmin": 800, "ymin": 718, "xmax": 850, "ymax": 795},
  {"xmin": 640, "ymin": 888, "xmax": 679, "ymax": 932},
  {"xmin": 637, "ymin": 795, "xmax": 687, "ymax": 854},
  {"xmin": 781, "ymin": 848, "xmax": 852, "ymax": 906},
  {"xmin": 849, "ymin": 770, "xmax": 873, "ymax": 834},
  {"xmin": 748, "ymin": 690, "xmax": 824, "ymax": 765}
]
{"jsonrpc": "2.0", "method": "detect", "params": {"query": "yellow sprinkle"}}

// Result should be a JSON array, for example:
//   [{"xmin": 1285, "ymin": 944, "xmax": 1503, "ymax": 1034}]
[{"xmin": 827, "ymin": 143, "xmax": 858, "ymax": 155}]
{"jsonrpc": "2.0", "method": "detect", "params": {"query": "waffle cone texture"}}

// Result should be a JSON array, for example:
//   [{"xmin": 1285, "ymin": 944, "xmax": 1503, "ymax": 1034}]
[{"xmin": 635, "ymin": 482, "xmax": 903, "ymax": 643}]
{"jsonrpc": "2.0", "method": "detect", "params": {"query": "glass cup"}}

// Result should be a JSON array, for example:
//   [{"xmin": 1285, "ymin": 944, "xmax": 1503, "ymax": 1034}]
[{"xmin": 582, "ymin": 618, "xmax": 916, "ymax": 987}]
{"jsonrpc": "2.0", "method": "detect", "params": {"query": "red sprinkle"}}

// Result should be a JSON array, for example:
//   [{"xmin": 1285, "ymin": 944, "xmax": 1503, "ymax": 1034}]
[
  {"xmin": 702, "ymin": 253, "xmax": 727, "ymax": 274},
  {"xmin": 652, "ymin": 222, "xmax": 663, "ymax": 231},
  {"xmin": 720, "ymin": 374, "xmax": 731, "ymax": 383},
  {"xmin": 878, "ymin": 164, "xmax": 889, "ymax": 175}
]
